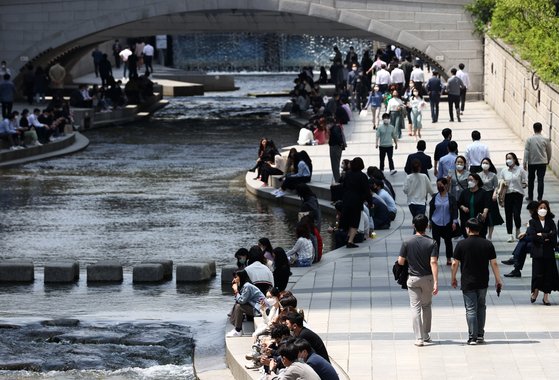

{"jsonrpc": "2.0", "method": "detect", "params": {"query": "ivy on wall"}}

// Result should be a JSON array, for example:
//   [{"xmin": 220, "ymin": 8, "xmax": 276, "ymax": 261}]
[{"xmin": 466, "ymin": 0, "xmax": 559, "ymax": 84}]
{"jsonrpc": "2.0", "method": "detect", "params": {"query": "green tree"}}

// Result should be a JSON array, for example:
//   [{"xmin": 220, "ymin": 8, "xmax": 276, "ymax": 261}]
[{"xmin": 465, "ymin": 0, "xmax": 497, "ymax": 35}]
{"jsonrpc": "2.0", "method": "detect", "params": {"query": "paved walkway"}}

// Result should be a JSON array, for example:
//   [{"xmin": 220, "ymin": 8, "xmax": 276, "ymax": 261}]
[{"xmin": 249, "ymin": 101, "xmax": 559, "ymax": 379}]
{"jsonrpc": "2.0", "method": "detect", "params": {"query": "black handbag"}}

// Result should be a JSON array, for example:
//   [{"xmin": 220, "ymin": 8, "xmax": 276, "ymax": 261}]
[{"xmin": 451, "ymin": 221, "xmax": 462, "ymax": 238}]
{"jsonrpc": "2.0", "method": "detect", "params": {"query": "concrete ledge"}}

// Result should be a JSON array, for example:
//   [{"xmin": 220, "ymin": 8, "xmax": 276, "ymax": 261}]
[
  {"xmin": 86, "ymin": 261, "xmax": 123, "ymax": 283},
  {"xmin": 133, "ymin": 263, "xmax": 164, "ymax": 283},
  {"xmin": 0, "ymin": 260, "xmax": 34, "ymax": 283},
  {"xmin": 44, "ymin": 261, "xmax": 79, "ymax": 283},
  {"xmin": 220, "ymin": 265, "xmax": 238, "ymax": 284},
  {"xmin": 206, "ymin": 260, "xmax": 217, "ymax": 277},
  {"xmin": 145, "ymin": 259, "xmax": 173, "ymax": 280},
  {"xmin": 176, "ymin": 263, "xmax": 212, "ymax": 282}
]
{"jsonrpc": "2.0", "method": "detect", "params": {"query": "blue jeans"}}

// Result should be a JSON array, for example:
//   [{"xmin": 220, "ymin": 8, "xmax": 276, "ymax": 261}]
[
  {"xmin": 429, "ymin": 92, "xmax": 440, "ymax": 122},
  {"xmin": 462, "ymin": 288, "xmax": 487, "ymax": 339}
]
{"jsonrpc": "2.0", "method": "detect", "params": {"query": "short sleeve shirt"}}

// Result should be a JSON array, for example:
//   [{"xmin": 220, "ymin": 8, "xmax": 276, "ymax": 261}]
[
  {"xmin": 453, "ymin": 236, "xmax": 496, "ymax": 291},
  {"xmin": 400, "ymin": 235, "xmax": 438, "ymax": 277}
]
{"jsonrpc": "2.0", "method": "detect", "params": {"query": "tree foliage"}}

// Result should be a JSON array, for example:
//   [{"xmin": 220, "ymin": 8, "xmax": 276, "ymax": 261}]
[
  {"xmin": 465, "ymin": 0, "xmax": 497, "ymax": 35},
  {"xmin": 466, "ymin": 0, "xmax": 559, "ymax": 84}
]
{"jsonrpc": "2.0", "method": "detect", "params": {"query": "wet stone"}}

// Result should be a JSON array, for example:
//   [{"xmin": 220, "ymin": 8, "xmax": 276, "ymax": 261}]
[
  {"xmin": 145, "ymin": 259, "xmax": 173, "ymax": 280},
  {"xmin": 0, "ymin": 260, "xmax": 34, "ymax": 283},
  {"xmin": 44, "ymin": 261, "xmax": 79, "ymax": 283},
  {"xmin": 176, "ymin": 263, "xmax": 212, "ymax": 282},
  {"xmin": 221, "ymin": 265, "xmax": 238, "ymax": 283},
  {"xmin": 41, "ymin": 319, "xmax": 80, "ymax": 327},
  {"xmin": 133, "ymin": 263, "xmax": 164, "ymax": 283},
  {"xmin": 87, "ymin": 261, "xmax": 123, "ymax": 283}
]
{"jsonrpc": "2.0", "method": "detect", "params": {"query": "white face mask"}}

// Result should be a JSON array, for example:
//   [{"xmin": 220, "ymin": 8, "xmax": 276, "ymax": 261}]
[
  {"xmin": 468, "ymin": 181, "xmax": 476, "ymax": 188},
  {"xmin": 455, "ymin": 164, "xmax": 464, "ymax": 171},
  {"xmin": 266, "ymin": 297, "xmax": 277, "ymax": 306},
  {"xmin": 538, "ymin": 209, "xmax": 548, "ymax": 217},
  {"xmin": 481, "ymin": 163, "xmax": 490, "ymax": 171},
  {"xmin": 506, "ymin": 159, "xmax": 514, "ymax": 167},
  {"xmin": 383, "ymin": 119, "xmax": 389, "ymax": 124}
]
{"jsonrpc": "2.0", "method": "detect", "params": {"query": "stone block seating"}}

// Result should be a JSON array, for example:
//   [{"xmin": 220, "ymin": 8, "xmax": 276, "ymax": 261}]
[
  {"xmin": 145, "ymin": 259, "xmax": 173, "ymax": 280},
  {"xmin": 0, "ymin": 260, "xmax": 34, "ymax": 283},
  {"xmin": 133, "ymin": 263, "xmax": 164, "ymax": 283},
  {"xmin": 220, "ymin": 265, "xmax": 238, "ymax": 284},
  {"xmin": 86, "ymin": 261, "xmax": 123, "ymax": 283},
  {"xmin": 176, "ymin": 263, "xmax": 212, "ymax": 282},
  {"xmin": 206, "ymin": 260, "xmax": 217, "ymax": 277},
  {"xmin": 44, "ymin": 261, "xmax": 79, "ymax": 283}
]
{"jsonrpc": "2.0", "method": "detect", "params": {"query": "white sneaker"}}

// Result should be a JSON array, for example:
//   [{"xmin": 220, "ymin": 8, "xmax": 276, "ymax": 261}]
[
  {"xmin": 274, "ymin": 190, "xmax": 286, "ymax": 198},
  {"xmin": 507, "ymin": 234, "xmax": 515, "ymax": 243},
  {"xmin": 9, "ymin": 146, "xmax": 17, "ymax": 151},
  {"xmin": 35, "ymin": 142, "xmax": 43, "ymax": 146},
  {"xmin": 226, "ymin": 329, "xmax": 243, "ymax": 337},
  {"xmin": 414, "ymin": 339, "xmax": 424, "ymax": 347}
]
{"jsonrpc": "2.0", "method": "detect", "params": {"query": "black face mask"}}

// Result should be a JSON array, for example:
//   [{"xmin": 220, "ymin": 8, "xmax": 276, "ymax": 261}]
[{"xmin": 437, "ymin": 186, "xmax": 445, "ymax": 192}]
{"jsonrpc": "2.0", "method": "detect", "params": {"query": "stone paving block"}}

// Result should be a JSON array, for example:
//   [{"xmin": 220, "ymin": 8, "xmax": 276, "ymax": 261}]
[
  {"xmin": 0, "ymin": 260, "xmax": 34, "ymax": 283},
  {"xmin": 220, "ymin": 265, "xmax": 238, "ymax": 284},
  {"xmin": 145, "ymin": 259, "xmax": 173, "ymax": 280},
  {"xmin": 205, "ymin": 260, "xmax": 216, "ymax": 277},
  {"xmin": 86, "ymin": 260, "xmax": 123, "ymax": 283},
  {"xmin": 133, "ymin": 263, "xmax": 164, "ymax": 283},
  {"xmin": 176, "ymin": 263, "xmax": 212, "ymax": 282},
  {"xmin": 44, "ymin": 261, "xmax": 79, "ymax": 283}
]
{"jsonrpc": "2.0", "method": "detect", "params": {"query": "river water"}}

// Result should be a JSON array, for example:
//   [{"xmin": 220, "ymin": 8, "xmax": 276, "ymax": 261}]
[{"xmin": 0, "ymin": 74, "xmax": 332, "ymax": 379}]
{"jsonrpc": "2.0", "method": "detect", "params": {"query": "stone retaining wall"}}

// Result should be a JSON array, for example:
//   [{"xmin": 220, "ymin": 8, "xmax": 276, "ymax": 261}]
[{"xmin": 484, "ymin": 37, "xmax": 558, "ymax": 175}]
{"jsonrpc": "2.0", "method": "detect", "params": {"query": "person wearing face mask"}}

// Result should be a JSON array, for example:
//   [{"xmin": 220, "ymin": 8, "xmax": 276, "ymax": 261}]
[
  {"xmin": 386, "ymin": 90, "xmax": 405, "ymax": 138},
  {"xmin": 293, "ymin": 338, "xmax": 339, "ymax": 380},
  {"xmin": 478, "ymin": 158, "xmax": 504, "ymax": 240},
  {"xmin": 268, "ymin": 342, "xmax": 320, "ymax": 380},
  {"xmin": 458, "ymin": 173, "xmax": 489, "ymax": 239},
  {"xmin": 283, "ymin": 311, "xmax": 330, "ymax": 363},
  {"xmin": 429, "ymin": 178, "xmax": 459, "ymax": 265},
  {"xmin": 448, "ymin": 155, "xmax": 470, "ymax": 201},
  {"xmin": 528, "ymin": 200, "xmax": 559, "ymax": 305},
  {"xmin": 409, "ymin": 89, "xmax": 426, "ymax": 141},
  {"xmin": 253, "ymin": 287, "xmax": 282, "ymax": 342},
  {"xmin": 375, "ymin": 112, "xmax": 399, "ymax": 175},
  {"xmin": 498, "ymin": 152, "xmax": 528, "ymax": 242}
]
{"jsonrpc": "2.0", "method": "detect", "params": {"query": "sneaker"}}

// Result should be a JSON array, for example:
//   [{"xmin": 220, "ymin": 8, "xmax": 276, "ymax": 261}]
[
  {"xmin": 477, "ymin": 336, "xmax": 485, "ymax": 344},
  {"xmin": 9, "ymin": 146, "xmax": 17, "ymax": 151},
  {"xmin": 390, "ymin": 170, "xmax": 397, "ymax": 175},
  {"xmin": 423, "ymin": 335, "xmax": 432, "ymax": 343},
  {"xmin": 467, "ymin": 338, "xmax": 477, "ymax": 345},
  {"xmin": 501, "ymin": 257, "xmax": 515, "ymax": 265},
  {"xmin": 226, "ymin": 329, "xmax": 243, "ymax": 337},
  {"xmin": 245, "ymin": 353, "xmax": 259, "ymax": 361},
  {"xmin": 274, "ymin": 190, "xmax": 286, "ymax": 198},
  {"xmin": 507, "ymin": 234, "xmax": 515, "ymax": 243},
  {"xmin": 414, "ymin": 339, "xmax": 424, "ymax": 347},
  {"xmin": 35, "ymin": 141, "xmax": 43, "ymax": 146}
]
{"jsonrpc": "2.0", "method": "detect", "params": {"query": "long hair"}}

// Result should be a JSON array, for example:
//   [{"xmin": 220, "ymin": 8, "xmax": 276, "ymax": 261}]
[
  {"xmin": 272, "ymin": 247, "xmax": 290, "ymax": 269},
  {"xmin": 258, "ymin": 237, "xmax": 273, "ymax": 254},
  {"xmin": 481, "ymin": 157, "xmax": 497, "ymax": 173},
  {"xmin": 235, "ymin": 270, "xmax": 251, "ymax": 288}
]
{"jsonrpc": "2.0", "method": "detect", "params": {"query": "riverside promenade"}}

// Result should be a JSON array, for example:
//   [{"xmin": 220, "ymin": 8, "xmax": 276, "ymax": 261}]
[{"xmin": 241, "ymin": 101, "xmax": 559, "ymax": 380}]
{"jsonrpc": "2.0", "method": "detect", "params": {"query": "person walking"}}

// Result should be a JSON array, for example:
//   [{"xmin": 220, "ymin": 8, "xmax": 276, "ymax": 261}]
[
  {"xmin": 328, "ymin": 118, "xmax": 346, "ymax": 183},
  {"xmin": 429, "ymin": 177, "xmax": 459, "ymax": 266},
  {"xmin": 433, "ymin": 128, "xmax": 452, "ymax": 178},
  {"xmin": 91, "ymin": 47, "xmax": 103, "ymax": 78},
  {"xmin": 464, "ymin": 130, "xmax": 490, "ymax": 173},
  {"xmin": 404, "ymin": 140, "xmax": 432, "ymax": 179},
  {"xmin": 498, "ymin": 152, "xmax": 528, "ymax": 242},
  {"xmin": 403, "ymin": 159, "xmax": 435, "ymax": 219},
  {"xmin": 446, "ymin": 68, "xmax": 465, "ymax": 122},
  {"xmin": 341, "ymin": 157, "xmax": 371, "ymax": 248},
  {"xmin": 426, "ymin": 69, "xmax": 443, "ymax": 123},
  {"xmin": 528, "ymin": 200, "xmax": 559, "ymax": 305},
  {"xmin": 523, "ymin": 122, "xmax": 551, "ymax": 202},
  {"xmin": 456, "ymin": 63, "xmax": 470, "ymax": 114},
  {"xmin": 397, "ymin": 214, "xmax": 439, "ymax": 347},
  {"xmin": 376, "ymin": 112, "xmax": 398, "ymax": 175},
  {"xmin": 451, "ymin": 218, "xmax": 503, "ymax": 345}
]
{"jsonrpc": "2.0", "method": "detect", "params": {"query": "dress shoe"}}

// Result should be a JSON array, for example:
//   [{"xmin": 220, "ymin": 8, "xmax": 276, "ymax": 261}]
[
  {"xmin": 346, "ymin": 242, "xmax": 359, "ymax": 248},
  {"xmin": 504, "ymin": 270, "xmax": 521, "ymax": 278},
  {"xmin": 501, "ymin": 258, "xmax": 515, "ymax": 265}
]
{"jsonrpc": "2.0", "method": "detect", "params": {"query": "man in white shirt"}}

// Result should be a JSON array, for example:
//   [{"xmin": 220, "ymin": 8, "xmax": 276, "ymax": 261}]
[
  {"xmin": 410, "ymin": 63, "xmax": 425, "ymax": 96},
  {"xmin": 390, "ymin": 64, "xmax": 405, "ymax": 96},
  {"xmin": 456, "ymin": 63, "xmax": 470, "ymax": 114},
  {"xmin": 119, "ymin": 46, "xmax": 133, "ymax": 78},
  {"xmin": 143, "ymin": 43, "xmax": 154, "ymax": 74},
  {"xmin": 464, "ymin": 130, "xmax": 489, "ymax": 173},
  {"xmin": 375, "ymin": 64, "xmax": 391, "ymax": 94}
]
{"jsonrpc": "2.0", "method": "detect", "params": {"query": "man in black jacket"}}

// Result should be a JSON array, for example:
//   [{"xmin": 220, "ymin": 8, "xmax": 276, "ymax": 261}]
[
  {"xmin": 328, "ymin": 118, "xmax": 345, "ymax": 183},
  {"xmin": 405, "ymin": 140, "xmax": 433, "ymax": 178}
]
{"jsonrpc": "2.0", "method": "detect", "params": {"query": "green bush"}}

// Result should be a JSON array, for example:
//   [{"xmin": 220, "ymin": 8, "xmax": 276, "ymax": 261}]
[{"xmin": 466, "ymin": 0, "xmax": 559, "ymax": 84}]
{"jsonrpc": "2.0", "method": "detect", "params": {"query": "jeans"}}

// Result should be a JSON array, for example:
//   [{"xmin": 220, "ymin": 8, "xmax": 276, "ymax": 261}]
[
  {"xmin": 462, "ymin": 288, "xmax": 487, "ymax": 339},
  {"xmin": 527, "ymin": 163, "xmax": 546, "ymax": 201},
  {"xmin": 379, "ymin": 146, "xmax": 394, "ymax": 171},
  {"xmin": 407, "ymin": 275, "xmax": 434, "ymax": 340},
  {"xmin": 429, "ymin": 92, "xmax": 440, "ymax": 122},
  {"xmin": 408, "ymin": 204, "xmax": 426, "ymax": 219}
]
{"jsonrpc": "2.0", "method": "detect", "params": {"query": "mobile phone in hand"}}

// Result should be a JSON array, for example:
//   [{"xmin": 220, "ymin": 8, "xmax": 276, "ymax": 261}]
[{"xmin": 496, "ymin": 283, "xmax": 502, "ymax": 297}]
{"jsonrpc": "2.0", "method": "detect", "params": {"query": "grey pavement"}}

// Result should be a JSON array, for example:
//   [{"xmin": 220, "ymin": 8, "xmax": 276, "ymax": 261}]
[{"xmin": 250, "ymin": 101, "xmax": 559, "ymax": 379}]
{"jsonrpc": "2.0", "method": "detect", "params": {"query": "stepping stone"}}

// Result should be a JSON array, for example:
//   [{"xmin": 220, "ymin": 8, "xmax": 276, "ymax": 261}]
[
  {"xmin": 133, "ymin": 263, "xmax": 164, "ymax": 283},
  {"xmin": 176, "ymin": 263, "xmax": 212, "ymax": 282},
  {"xmin": 86, "ymin": 261, "xmax": 123, "ymax": 283},
  {"xmin": 0, "ymin": 260, "xmax": 34, "ymax": 283},
  {"xmin": 44, "ymin": 261, "xmax": 79, "ymax": 283},
  {"xmin": 206, "ymin": 260, "xmax": 216, "ymax": 277},
  {"xmin": 144, "ymin": 259, "xmax": 173, "ymax": 280},
  {"xmin": 220, "ymin": 265, "xmax": 238, "ymax": 284}
]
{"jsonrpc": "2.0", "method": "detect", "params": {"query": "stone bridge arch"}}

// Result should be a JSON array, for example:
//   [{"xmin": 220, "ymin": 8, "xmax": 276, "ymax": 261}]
[{"xmin": 0, "ymin": 0, "xmax": 481, "ymax": 90}]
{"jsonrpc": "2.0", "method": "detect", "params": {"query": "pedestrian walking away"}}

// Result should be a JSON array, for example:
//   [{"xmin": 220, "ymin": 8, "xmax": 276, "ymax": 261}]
[
  {"xmin": 446, "ymin": 68, "xmax": 465, "ymax": 122},
  {"xmin": 398, "ymin": 214, "xmax": 439, "ymax": 347},
  {"xmin": 375, "ymin": 113, "xmax": 398, "ymax": 175},
  {"xmin": 451, "ymin": 218, "xmax": 503, "ymax": 345},
  {"xmin": 456, "ymin": 63, "xmax": 470, "ymax": 114}
]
